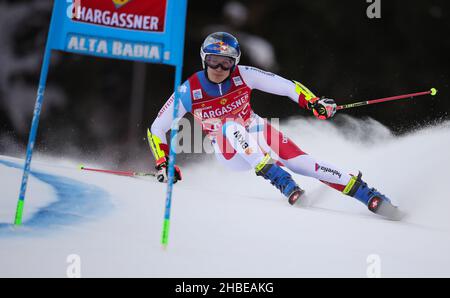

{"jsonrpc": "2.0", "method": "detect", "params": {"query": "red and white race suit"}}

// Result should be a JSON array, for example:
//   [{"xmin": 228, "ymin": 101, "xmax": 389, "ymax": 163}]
[{"xmin": 150, "ymin": 65, "xmax": 351, "ymax": 190}]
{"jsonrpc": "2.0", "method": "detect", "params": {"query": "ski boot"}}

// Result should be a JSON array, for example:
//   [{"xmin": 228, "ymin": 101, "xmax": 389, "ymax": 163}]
[
  {"xmin": 255, "ymin": 154, "xmax": 304, "ymax": 205},
  {"xmin": 343, "ymin": 172, "xmax": 403, "ymax": 221}
]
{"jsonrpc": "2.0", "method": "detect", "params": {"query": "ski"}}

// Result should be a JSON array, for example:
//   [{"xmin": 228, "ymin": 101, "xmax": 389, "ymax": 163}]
[
  {"xmin": 368, "ymin": 197, "xmax": 405, "ymax": 221},
  {"xmin": 288, "ymin": 188, "xmax": 306, "ymax": 205}
]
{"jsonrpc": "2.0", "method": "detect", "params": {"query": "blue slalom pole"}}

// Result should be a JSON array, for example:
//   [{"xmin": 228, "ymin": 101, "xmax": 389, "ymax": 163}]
[
  {"xmin": 161, "ymin": 66, "xmax": 183, "ymax": 247},
  {"xmin": 14, "ymin": 46, "xmax": 52, "ymax": 226}
]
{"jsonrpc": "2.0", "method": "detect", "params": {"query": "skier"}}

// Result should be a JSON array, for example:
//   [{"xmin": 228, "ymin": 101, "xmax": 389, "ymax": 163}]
[{"xmin": 147, "ymin": 32, "xmax": 401, "ymax": 220}]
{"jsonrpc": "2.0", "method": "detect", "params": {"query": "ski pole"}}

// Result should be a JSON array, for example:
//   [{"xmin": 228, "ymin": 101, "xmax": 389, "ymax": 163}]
[
  {"xmin": 337, "ymin": 88, "xmax": 438, "ymax": 110},
  {"xmin": 79, "ymin": 165, "xmax": 155, "ymax": 177}
]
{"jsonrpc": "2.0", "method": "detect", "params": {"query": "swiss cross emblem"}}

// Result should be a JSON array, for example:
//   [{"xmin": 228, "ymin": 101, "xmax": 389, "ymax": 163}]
[
  {"xmin": 193, "ymin": 89, "xmax": 203, "ymax": 100},
  {"xmin": 233, "ymin": 76, "xmax": 243, "ymax": 86},
  {"xmin": 371, "ymin": 198, "xmax": 380, "ymax": 209}
]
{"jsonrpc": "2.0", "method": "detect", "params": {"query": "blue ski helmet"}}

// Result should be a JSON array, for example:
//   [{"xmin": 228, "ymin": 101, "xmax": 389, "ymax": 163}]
[{"xmin": 200, "ymin": 32, "xmax": 241, "ymax": 69}]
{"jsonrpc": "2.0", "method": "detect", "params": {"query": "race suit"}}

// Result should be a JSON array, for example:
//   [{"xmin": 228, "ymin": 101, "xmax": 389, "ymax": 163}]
[{"xmin": 150, "ymin": 65, "xmax": 351, "ymax": 191}]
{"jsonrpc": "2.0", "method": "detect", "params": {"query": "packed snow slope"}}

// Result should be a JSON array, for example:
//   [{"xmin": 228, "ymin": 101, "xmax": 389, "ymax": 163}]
[{"xmin": 1, "ymin": 116, "xmax": 450, "ymax": 277}]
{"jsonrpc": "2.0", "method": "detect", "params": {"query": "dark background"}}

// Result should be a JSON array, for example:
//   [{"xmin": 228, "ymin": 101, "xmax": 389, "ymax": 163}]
[{"xmin": 0, "ymin": 0, "xmax": 448, "ymax": 168}]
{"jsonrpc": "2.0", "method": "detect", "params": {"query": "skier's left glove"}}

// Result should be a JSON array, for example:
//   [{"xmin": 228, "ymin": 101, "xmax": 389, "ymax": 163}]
[
  {"xmin": 308, "ymin": 97, "xmax": 337, "ymax": 120},
  {"xmin": 155, "ymin": 157, "xmax": 182, "ymax": 184},
  {"xmin": 147, "ymin": 129, "xmax": 182, "ymax": 183}
]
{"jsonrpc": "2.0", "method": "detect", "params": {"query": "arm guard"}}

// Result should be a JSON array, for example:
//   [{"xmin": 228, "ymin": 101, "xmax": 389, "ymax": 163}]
[
  {"xmin": 147, "ymin": 129, "xmax": 169, "ymax": 166},
  {"xmin": 293, "ymin": 80, "xmax": 317, "ymax": 109}
]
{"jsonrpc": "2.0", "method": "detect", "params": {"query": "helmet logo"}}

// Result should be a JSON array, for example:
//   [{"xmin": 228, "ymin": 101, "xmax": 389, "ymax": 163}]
[
  {"xmin": 112, "ymin": 0, "xmax": 132, "ymax": 9},
  {"xmin": 214, "ymin": 41, "xmax": 229, "ymax": 52}
]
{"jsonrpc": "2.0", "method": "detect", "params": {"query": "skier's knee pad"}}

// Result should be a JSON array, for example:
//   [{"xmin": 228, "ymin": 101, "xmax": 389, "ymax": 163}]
[
  {"xmin": 221, "ymin": 120, "xmax": 252, "ymax": 153},
  {"xmin": 217, "ymin": 119, "xmax": 266, "ymax": 168},
  {"xmin": 221, "ymin": 119, "xmax": 246, "ymax": 138}
]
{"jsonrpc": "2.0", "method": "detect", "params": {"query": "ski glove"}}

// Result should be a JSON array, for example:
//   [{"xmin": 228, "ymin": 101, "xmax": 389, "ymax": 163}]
[
  {"xmin": 308, "ymin": 97, "xmax": 337, "ymax": 120},
  {"xmin": 155, "ymin": 157, "xmax": 182, "ymax": 183}
]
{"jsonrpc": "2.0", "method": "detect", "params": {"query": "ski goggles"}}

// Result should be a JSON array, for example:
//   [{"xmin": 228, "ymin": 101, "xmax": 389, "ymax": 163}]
[{"xmin": 205, "ymin": 55, "xmax": 235, "ymax": 71}]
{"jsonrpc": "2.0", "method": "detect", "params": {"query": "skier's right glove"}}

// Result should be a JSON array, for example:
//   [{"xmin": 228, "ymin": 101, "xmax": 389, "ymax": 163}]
[
  {"xmin": 307, "ymin": 97, "xmax": 337, "ymax": 120},
  {"xmin": 155, "ymin": 157, "xmax": 182, "ymax": 184}
]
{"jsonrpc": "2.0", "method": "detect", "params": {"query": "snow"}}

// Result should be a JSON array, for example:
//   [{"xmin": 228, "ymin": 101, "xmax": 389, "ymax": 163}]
[
  {"xmin": 0, "ymin": 161, "xmax": 56, "ymax": 223},
  {"xmin": 1, "ymin": 116, "xmax": 450, "ymax": 277}
]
